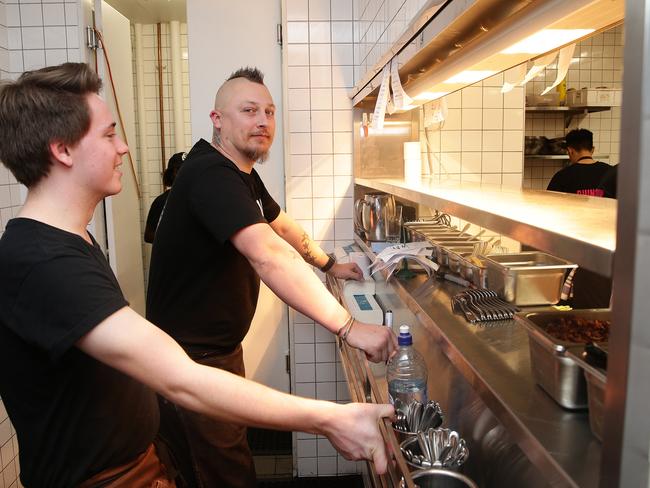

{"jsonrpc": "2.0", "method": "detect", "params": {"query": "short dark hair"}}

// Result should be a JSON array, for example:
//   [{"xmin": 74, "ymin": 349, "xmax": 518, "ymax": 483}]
[
  {"xmin": 565, "ymin": 129, "xmax": 594, "ymax": 152},
  {"xmin": 162, "ymin": 151, "xmax": 185, "ymax": 187},
  {"xmin": 0, "ymin": 62, "xmax": 102, "ymax": 187},
  {"xmin": 227, "ymin": 67, "xmax": 264, "ymax": 84}
]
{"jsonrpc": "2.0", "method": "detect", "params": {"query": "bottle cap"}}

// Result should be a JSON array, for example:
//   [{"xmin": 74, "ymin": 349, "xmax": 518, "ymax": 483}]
[{"xmin": 398, "ymin": 325, "xmax": 412, "ymax": 345}]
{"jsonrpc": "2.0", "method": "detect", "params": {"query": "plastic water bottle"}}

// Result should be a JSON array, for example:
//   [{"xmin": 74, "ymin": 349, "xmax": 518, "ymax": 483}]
[{"xmin": 387, "ymin": 325, "xmax": 428, "ymax": 405}]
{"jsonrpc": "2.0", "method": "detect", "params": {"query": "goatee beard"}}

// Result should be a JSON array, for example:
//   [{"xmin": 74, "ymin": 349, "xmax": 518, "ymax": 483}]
[{"xmin": 243, "ymin": 147, "xmax": 269, "ymax": 164}]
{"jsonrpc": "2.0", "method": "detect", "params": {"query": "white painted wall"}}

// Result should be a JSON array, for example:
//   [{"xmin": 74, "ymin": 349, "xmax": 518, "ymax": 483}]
[{"xmin": 186, "ymin": 0, "xmax": 289, "ymax": 394}]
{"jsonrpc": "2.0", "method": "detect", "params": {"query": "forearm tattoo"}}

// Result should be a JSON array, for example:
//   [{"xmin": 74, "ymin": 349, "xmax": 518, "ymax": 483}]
[{"xmin": 301, "ymin": 231, "xmax": 317, "ymax": 265}]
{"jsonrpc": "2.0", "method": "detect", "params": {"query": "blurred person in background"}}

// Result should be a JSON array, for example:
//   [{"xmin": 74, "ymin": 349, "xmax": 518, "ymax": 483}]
[{"xmin": 145, "ymin": 151, "xmax": 186, "ymax": 243}]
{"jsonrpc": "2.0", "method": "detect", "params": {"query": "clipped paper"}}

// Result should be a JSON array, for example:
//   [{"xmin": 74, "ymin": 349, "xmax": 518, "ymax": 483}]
[
  {"xmin": 371, "ymin": 64, "xmax": 391, "ymax": 131},
  {"xmin": 501, "ymin": 64, "xmax": 528, "ymax": 93},
  {"xmin": 541, "ymin": 44, "xmax": 576, "ymax": 95},
  {"xmin": 520, "ymin": 52, "xmax": 558, "ymax": 86},
  {"xmin": 390, "ymin": 59, "xmax": 413, "ymax": 110}
]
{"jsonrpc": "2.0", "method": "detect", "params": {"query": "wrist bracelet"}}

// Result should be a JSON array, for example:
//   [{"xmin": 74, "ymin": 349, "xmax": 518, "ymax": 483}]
[
  {"xmin": 341, "ymin": 319, "xmax": 356, "ymax": 342},
  {"xmin": 336, "ymin": 314, "xmax": 354, "ymax": 337},
  {"xmin": 319, "ymin": 254, "xmax": 336, "ymax": 273}
]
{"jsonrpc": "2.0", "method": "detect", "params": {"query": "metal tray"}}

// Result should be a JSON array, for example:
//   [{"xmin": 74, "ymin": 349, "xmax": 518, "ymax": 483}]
[
  {"xmin": 485, "ymin": 252, "xmax": 577, "ymax": 305},
  {"xmin": 566, "ymin": 348, "xmax": 607, "ymax": 441},
  {"xmin": 515, "ymin": 309, "xmax": 610, "ymax": 409}
]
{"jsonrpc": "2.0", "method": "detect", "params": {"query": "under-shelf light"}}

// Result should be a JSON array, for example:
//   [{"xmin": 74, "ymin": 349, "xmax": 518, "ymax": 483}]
[
  {"xmin": 501, "ymin": 29, "xmax": 595, "ymax": 54},
  {"xmin": 444, "ymin": 70, "xmax": 497, "ymax": 84},
  {"xmin": 413, "ymin": 91, "xmax": 449, "ymax": 101}
]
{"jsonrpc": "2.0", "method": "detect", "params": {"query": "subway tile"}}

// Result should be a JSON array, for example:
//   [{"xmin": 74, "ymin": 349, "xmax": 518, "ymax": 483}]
[
  {"xmin": 502, "ymin": 173, "xmax": 523, "ymax": 188},
  {"xmin": 461, "ymin": 108, "xmax": 482, "ymax": 130},
  {"xmin": 289, "ymin": 110, "xmax": 311, "ymax": 133},
  {"xmin": 312, "ymin": 154, "xmax": 334, "ymax": 175},
  {"xmin": 313, "ymin": 218, "xmax": 334, "ymax": 240},
  {"xmin": 19, "ymin": 4, "xmax": 42, "ymax": 26},
  {"xmin": 482, "ymin": 109, "xmax": 503, "ymax": 130},
  {"xmin": 309, "ymin": 0, "xmax": 330, "ymax": 21},
  {"xmin": 312, "ymin": 197, "xmax": 334, "ymax": 218},
  {"xmin": 290, "ymin": 132, "xmax": 311, "ymax": 154},
  {"xmin": 461, "ymin": 152, "xmax": 481, "ymax": 174},
  {"xmin": 332, "ymin": 43, "xmax": 353, "ymax": 65},
  {"xmin": 484, "ymin": 72, "xmax": 504, "ymax": 87},
  {"xmin": 287, "ymin": 66, "xmax": 310, "ymax": 88},
  {"xmin": 312, "ymin": 175, "xmax": 333, "ymax": 197},
  {"xmin": 310, "ymin": 88, "xmax": 332, "ymax": 110},
  {"xmin": 297, "ymin": 439, "xmax": 317, "ymax": 458},
  {"xmin": 440, "ymin": 131, "xmax": 461, "ymax": 152},
  {"xmin": 461, "ymin": 86, "xmax": 482, "ymax": 108},
  {"xmin": 310, "ymin": 43, "xmax": 332, "ymax": 66},
  {"xmin": 331, "ymin": 21, "xmax": 352, "ymax": 43},
  {"xmin": 440, "ymin": 153, "xmax": 461, "ymax": 174},
  {"xmin": 44, "ymin": 26, "xmax": 66, "ymax": 48},
  {"xmin": 309, "ymin": 65, "xmax": 331, "ymax": 88},
  {"xmin": 309, "ymin": 21, "xmax": 331, "ymax": 43},
  {"xmin": 8, "ymin": 50, "xmax": 22, "ymax": 72},
  {"xmin": 445, "ymin": 91, "xmax": 461, "ymax": 108},
  {"xmin": 22, "ymin": 49, "xmax": 45, "ymax": 70},
  {"xmin": 315, "ymin": 342, "xmax": 335, "ymax": 362},
  {"xmin": 295, "ymin": 362, "xmax": 316, "ymax": 382},
  {"xmin": 288, "ymin": 88, "xmax": 310, "ymax": 110},
  {"xmin": 332, "ymin": 65, "xmax": 353, "ymax": 88},
  {"xmin": 42, "ymin": 4, "xmax": 65, "ymax": 25},
  {"xmin": 482, "ymin": 86, "xmax": 503, "ymax": 108},
  {"xmin": 311, "ymin": 110, "xmax": 332, "ymax": 132},
  {"xmin": 462, "ymin": 131, "xmax": 481, "ymax": 151},
  {"xmin": 333, "ymin": 131, "xmax": 352, "ymax": 154},
  {"xmin": 295, "ymin": 343, "xmax": 316, "ymax": 363},
  {"xmin": 502, "ymin": 152, "xmax": 523, "ymax": 173},
  {"xmin": 334, "ymin": 197, "xmax": 353, "ymax": 219},
  {"xmin": 290, "ymin": 154, "xmax": 312, "ymax": 177},
  {"xmin": 482, "ymin": 130, "xmax": 503, "ymax": 151},
  {"xmin": 331, "ymin": 0, "xmax": 353, "ymax": 20},
  {"xmin": 311, "ymin": 132, "xmax": 333, "ymax": 154},
  {"xmin": 286, "ymin": 0, "xmax": 309, "ymax": 20},
  {"xmin": 461, "ymin": 173, "xmax": 481, "ymax": 183},
  {"xmin": 287, "ymin": 22, "xmax": 309, "ymax": 43},
  {"xmin": 334, "ymin": 219, "xmax": 354, "ymax": 240},
  {"xmin": 64, "ymin": 3, "xmax": 77, "ymax": 24},
  {"xmin": 316, "ymin": 382, "xmax": 337, "ymax": 401},
  {"xmin": 336, "ymin": 381, "xmax": 351, "ymax": 402},
  {"xmin": 504, "ymin": 86, "xmax": 524, "ymax": 108},
  {"xmin": 288, "ymin": 176, "xmax": 312, "ymax": 198},
  {"xmin": 315, "ymin": 362, "xmax": 336, "ymax": 382},
  {"xmin": 482, "ymin": 152, "xmax": 502, "ymax": 173},
  {"xmin": 297, "ymin": 457, "xmax": 317, "ymax": 476},
  {"xmin": 481, "ymin": 173, "xmax": 502, "ymax": 184},
  {"xmin": 332, "ymin": 110, "xmax": 352, "ymax": 132},
  {"xmin": 21, "ymin": 26, "xmax": 43, "ymax": 49},
  {"xmin": 337, "ymin": 456, "xmax": 359, "ymax": 474},
  {"xmin": 502, "ymin": 131, "xmax": 523, "ymax": 152},
  {"xmin": 8, "ymin": 27, "xmax": 21, "ymax": 49}
]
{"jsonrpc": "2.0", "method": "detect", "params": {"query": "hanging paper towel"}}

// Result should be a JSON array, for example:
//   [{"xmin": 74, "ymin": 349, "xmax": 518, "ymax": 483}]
[
  {"xmin": 541, "ymin": 44, "xmax": 576, "ymax": 95},
  {"xmin": 404, "ymin": 141, "xmax": 422, "ymax": 183}
]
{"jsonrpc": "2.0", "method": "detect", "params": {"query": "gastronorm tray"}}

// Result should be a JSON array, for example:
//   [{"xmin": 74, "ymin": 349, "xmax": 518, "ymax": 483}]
[
  {"xmin": 566, "ymin": 348, "xmax": 607, "ymax": 441},
  {"xmin": 515, "ymin": 309, "xmax": 611, "ymax": 409}
]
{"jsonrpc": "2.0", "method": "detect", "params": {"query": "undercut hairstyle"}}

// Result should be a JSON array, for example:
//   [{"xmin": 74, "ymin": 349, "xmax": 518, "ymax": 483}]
[
  {"xmin": 0, "ymin": 62, "xmax": 102, "ymax": 187},
  {"xmin": 565, "ymin": 129, "xmax": 594, "ymax": 152},
  {"xmin": 227, "ymin": 66, "xmax": 265, "ymax": 85}
]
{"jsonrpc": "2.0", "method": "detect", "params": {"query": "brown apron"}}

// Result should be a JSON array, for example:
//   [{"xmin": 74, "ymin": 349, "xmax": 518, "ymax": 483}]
[{"xmin": 78, "ymin": 443, "xmax": 176, "ymax": 488}]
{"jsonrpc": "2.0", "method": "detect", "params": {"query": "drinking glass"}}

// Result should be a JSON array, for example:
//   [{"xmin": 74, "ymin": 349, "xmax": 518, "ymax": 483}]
[{"xmin": 385, "ymin": 206, "xmax": 403, "ymax": 243}]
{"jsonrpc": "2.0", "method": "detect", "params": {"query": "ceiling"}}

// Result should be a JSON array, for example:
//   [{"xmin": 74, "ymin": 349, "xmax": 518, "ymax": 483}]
[{"xmin": 104, "ymin": 0, "xmax": 187, "ymax": 23}]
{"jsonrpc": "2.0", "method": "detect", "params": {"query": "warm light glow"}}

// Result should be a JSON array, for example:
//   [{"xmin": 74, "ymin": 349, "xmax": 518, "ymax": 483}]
[
  {"xmin": 501, "ymin": 29, "xmax": 595, "ymax": 54},
  {"xmin": 413, "ymin": 91, "xmax": 449, "ymax": 101},
  {"xmin": 444, "ymin": 70, "xmax": 496, "ymax": 84}
]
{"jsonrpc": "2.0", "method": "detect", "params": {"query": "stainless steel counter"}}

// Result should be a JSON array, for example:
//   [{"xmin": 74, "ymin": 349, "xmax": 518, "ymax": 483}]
[
  {"xmin": 333, "ymin": 237, "xmax": 602, "ymax": 487},
  {"xmin": 355, "ymin": 177, "xmax": 616, "ymax": 277}
]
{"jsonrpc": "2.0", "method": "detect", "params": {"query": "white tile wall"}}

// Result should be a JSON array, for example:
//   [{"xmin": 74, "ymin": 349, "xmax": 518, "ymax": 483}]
[
  {"xmin": 131, "ymin": 22, "xmax": 191, "ymax": 284},
  {"xmin": 523, "ymin": 26, "xmax": 623, "ymax": 189}
]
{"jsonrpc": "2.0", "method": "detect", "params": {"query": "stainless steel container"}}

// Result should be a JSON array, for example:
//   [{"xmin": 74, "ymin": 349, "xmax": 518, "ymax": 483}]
[
  {"xmin": 567, "ymin": 348, "xmax": 607, "ymax": 441},
  {"xmin": 400, "ymin": 469, "xmax": 478, "ymax": 488},
  {"xmin": 354, "ymin": 193, "xmax": 396, "ymax": 241},
  {"xmin": 484, "ymin": 252, "xmax": 577, "ymax": 305},
  {"xmin": 434, "ymin": 245, "xmax": 475, "ymax": 267},
  {"xmin": 515, "ymin": 310, "xmax": 611, "ymax": 409}
]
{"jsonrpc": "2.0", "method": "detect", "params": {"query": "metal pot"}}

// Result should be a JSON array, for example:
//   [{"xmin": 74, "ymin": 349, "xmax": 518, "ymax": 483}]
[{"xmin": 354, "ymin": 193, "xmax": 396, "ymax": 241}]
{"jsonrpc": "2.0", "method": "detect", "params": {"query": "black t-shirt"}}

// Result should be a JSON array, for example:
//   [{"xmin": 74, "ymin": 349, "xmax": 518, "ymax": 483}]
[
  {"xmin": 0, "ymin": 218, "xmax": 158, "ymax": 487},
  {"xmin": 144, "ymin": 190, "xmax": 170, "ymax": 243},
  {"xmin": 546, "ymin": 161, "xmax": 612, "ymax": 197},
  {"xmin": 146, "ymin": 139, "xmax": 281, "ymax": 357}
]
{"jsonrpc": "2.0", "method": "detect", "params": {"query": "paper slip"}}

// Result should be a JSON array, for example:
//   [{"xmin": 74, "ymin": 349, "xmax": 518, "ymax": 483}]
[
  {"xmin": 390, "ymin": 59, "xmax": 413, "ymax": 110},
  {"xmin": 372, "ymin": 241, "xmax": 432, "ymax": 262},
  {"xmin": 541, "ymin": 44, "xmax": 575, "ymax": 95},
  {"xmin": 371, "ymin": 64, "xmax": 391, "ymax": 131}
]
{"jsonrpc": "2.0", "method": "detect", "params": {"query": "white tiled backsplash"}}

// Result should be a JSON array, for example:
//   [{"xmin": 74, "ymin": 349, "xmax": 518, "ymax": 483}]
[{"xmin": 524, "ymin": 26, "xmax": 623, "ymax": 189}]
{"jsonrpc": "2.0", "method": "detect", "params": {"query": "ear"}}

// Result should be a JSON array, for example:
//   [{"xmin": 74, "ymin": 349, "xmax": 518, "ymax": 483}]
[
  {"xmin": 49, "ymin": 141, "xmax": 73, "ymax": 168},
  {"xmin": 210, "ymin": 110, "xmax": 222, "ymax": 130}
]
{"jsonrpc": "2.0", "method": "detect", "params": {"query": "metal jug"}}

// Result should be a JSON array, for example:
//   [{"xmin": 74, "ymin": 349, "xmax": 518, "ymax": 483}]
[{"xmin": 354, "ymin": 193, "xmax": 396, "ymax": 241}]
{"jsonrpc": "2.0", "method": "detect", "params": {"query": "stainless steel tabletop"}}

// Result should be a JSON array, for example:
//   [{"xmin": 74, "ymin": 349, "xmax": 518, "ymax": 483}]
[{"xmin": 352, "ymin": 236, "xmax": 601, "ymax": 488}]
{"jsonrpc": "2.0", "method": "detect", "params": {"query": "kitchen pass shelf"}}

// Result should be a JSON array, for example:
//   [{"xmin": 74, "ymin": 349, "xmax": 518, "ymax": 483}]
[
  {"xmin": 524, "ymin": 154, "xmax": 610, "ymax": 160},
  {"xmin": 525, "ymin": 105, "xmax": 611, "ymax": 128},
  {"xmin": 355, "ymin": 177, "xmax": 616, "ymax": 277}
]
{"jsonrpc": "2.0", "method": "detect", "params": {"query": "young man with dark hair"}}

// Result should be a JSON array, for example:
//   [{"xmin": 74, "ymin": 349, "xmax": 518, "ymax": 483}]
[
  {"xmin": 0, "ymin": 62, "xmax": 394, "ymax": 487},
  {"xmin": 546, "ymin": 128, "xmax": 615, "ymax": 197},
  {"xmin": 147, "ymin": 67, "xmax": 398, "ymax": 486}
]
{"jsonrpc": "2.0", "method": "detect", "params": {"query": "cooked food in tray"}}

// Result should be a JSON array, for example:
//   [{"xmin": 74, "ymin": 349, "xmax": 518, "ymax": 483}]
[{"xmin": 542, "ymin": 317, "xmax": 611, "ymax": 343}]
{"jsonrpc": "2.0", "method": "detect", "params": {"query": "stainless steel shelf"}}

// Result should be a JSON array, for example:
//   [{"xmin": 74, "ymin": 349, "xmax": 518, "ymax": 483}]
[
  {"xmin": 524, "ymin": 154, "xmax": 609, "ymax": 160},
  {"xmin": 355, "ymin": 177, "xmax": 616, "ymax": 277}
]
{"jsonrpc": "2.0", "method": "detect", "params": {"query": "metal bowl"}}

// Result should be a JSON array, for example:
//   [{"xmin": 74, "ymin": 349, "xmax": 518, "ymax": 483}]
[
  {"xmin": 400, "ymin": 469, "xmax": 478, "ymax": 488},
  {"xmin": 400, "ymin": 428, "xmax": 469, "ymax": 470}
]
